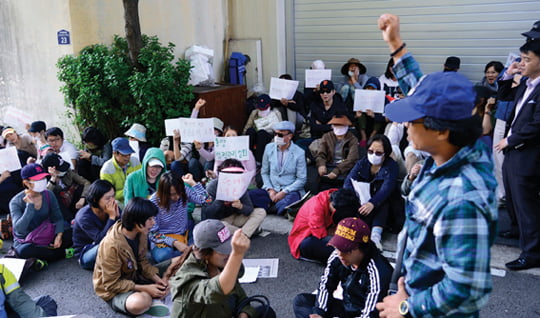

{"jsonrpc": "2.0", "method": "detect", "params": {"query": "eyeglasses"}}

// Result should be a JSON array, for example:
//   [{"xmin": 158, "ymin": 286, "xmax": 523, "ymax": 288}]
[
  {"xmin": 274, "ymin": 132, "xmax": 291, "ymax": 138},
  {"xmin": 367, "ymin": 149, "xmax": 384, "ymax": 156}
]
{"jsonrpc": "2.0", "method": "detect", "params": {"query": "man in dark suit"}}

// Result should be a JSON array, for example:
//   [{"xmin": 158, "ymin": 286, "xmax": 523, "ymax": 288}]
[{"xmin": 495, "ymin": 22, "xmax": 540, "ymax": 270}]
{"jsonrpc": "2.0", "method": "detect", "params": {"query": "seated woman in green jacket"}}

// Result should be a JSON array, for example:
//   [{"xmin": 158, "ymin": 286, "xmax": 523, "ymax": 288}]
[
  {"xmin": 123, "ymin": 147, "xmax": 166, "ymax": 203},
  {"xmin": 170, "ymin": 219, "xmax": 274, "ymax": 318}
]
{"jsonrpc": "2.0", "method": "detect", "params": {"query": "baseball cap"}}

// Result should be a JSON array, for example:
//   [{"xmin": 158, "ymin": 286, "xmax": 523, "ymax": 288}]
[
  {"xmin": 148, "ymin": 158, "xmax": 164, "ymax": 168},
  {"xmin": 444, "ymin": 56, "xmax": 461, "ymax": 70},
  {"xmin": 328, "ymin": 217, "xmax": 371, "ymax": 253},
  {"xmin": 319, "ymin": 80, "xmax": 335, "ymax": 92},
  {"xmin": 28, "ymin": 121, "xmax": 46, "ymax": 133},
  {"xmin": 522, "ymin": 20, "xmax": 540, "ymax": 40},
  {"xmin": 273, "ymin": 121, "xmax": 295, "ymax": 133},
  {"xmin": 41, "ymin": 153, "xmax": 70, "ymax": 172},
  {"xmin": 384, "ymin": 71, "xmax": 476, "ymax": 123},
  {"xmin": 256, "ymin": 94, "xmax": 271, "ymax": 110},
  {"xmin": 112, "ymin": 137, "xmax": 135, "ymax": 155},
  {"xmin": 193, "ymin": 219, "xmax": 232, "ymax": 254},
  {"xmin": 21, "ymin": 163, "xmax": 50, "ymax": 181}
]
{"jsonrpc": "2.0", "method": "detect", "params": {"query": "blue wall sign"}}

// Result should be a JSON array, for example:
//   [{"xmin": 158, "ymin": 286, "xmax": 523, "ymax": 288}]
[{"xmin": 57, "ymin": 29, "xmax": 70, "ymax": 45}]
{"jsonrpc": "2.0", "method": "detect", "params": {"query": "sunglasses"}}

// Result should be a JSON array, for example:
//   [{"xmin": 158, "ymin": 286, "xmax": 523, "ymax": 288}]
[
  {"xmin": 274, "ymin": 132, "xmax": 290, "ymax": 137},
  {"xmin": 367, "ymin": 149, "xmax": 384, "ymax": 156},
  {"xmin": 319, "ymin": 89, "xmax": 332, "ymax": 94}
]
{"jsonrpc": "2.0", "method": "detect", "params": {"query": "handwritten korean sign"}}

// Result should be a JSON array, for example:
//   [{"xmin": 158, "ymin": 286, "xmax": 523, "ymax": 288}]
[
  {"xmin": 216, "ymin": 171, "xmax": 254, "ymax": 201},
  {"xmin": 164, "ymin": 118, "xmax": 215, "ymax": 142},
  {"xmin": 214, "ymin": 136, "xmax": 250, "ymax": 161}
]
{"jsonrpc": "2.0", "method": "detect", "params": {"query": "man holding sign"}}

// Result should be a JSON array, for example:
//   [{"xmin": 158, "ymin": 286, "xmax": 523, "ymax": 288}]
[{"xmin": 202, "ymin": 159, "xmax": 265, "ymax": 238}]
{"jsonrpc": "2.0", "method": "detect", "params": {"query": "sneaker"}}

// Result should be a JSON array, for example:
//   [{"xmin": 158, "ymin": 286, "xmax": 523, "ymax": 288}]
[
  {"xmin": 65, "ymin": 247, "xmax": 75, "ymax": 259},
  {"xmin": 33, "ymin": 259, "xmax": 48, "ymax": 271},
  {"xmin": 144, "ymin": 300, "xmax": 170, "ymax": 317}
]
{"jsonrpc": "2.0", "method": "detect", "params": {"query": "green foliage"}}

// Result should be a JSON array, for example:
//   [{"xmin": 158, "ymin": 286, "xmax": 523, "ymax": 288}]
[{"xmin": 57, "ymin": 35, "xmax": 193, "ymax": 145}]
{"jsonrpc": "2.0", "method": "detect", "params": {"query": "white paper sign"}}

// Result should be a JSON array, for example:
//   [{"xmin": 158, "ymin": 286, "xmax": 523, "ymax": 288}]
[
  {"xmin": 269, "ymin": 77, "xmax": 299, "ymax": 100},
  {"xmin": 254, "ymin": 111, "xmax": 280, "ymax": 131},
  {"xmin": 0, "ymin": 147, "xmax": 22, "ymax": 172},
  {"xmin": 0, "ymin": 258, "xmax": 26, "ymax": 280},
  {"xmin": 351, "ymin": 179, "xmax": 371, "ymax": 205},
  {"xmin": 305, "ymin": 69, "xmax": 332, "ymax": 88},
  {"xmin": 164, "ymin": 118, "xmax": 215, "ymax": 142},
  {"xmin": 216, "ymin": 171, "xmax": 254, "ymax": 201},
  {"xmin": 353, "ymin": 89, "xmax": 386, "ymax": 113},
  {"xmin": 214, "ymin": 136, "xmax": 250, "ymax": 161},
  {"xmin": 2, "ymin": 106, "xmax": 32, "ymax": 133}
]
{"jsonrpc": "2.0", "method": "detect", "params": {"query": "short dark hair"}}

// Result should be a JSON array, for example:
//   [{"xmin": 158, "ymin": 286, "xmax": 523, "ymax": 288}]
[
  {"xmin": 45, "ymin": 127, "xmax": 64, "ymax": 139},
  {"xmin": 384, "ymin": 58, "xmax": 395, "ymax": 79},
  {"xmin": 279, "ymin": 74, "xmax": 293, "ymax": 80},
  {"xmin": 484, "ymin": 61, "xmax": 504, "ymax": 74},
  {"xmin": 87, "ymin": 180, "xmax": 115, "ymax": 209},
  {"xmin": 367, "ymin": 134, "xmax": 392, "ymax": 161},
  {"xmin": 157, "ymin": 171, "xmax": 187, "ymax": 209},
  {"xmin": 330, "ymin": 188, "xmax": 360, "ymax": 224},
  {"xmin": 520, "ymin": 39, "xmax": 540, "ymax": 57},
  {"xmin": 82, "ymin": 127, "xmax": 107, "ymax": 148},
  {"xmin": 423, "ymin": 115, "xmax": 483, "ymax": 148},
  {"xmin": 217, "ymin": 158, "xmax": 245, "ymax": 172},
  {"xmin": 121, "ymin": 197, "xmax": 158, "ymax": 231}
]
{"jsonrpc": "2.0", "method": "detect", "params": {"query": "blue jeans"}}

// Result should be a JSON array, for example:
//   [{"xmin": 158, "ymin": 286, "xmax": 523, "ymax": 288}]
[
  {"xmin": 171, "ymin": 158, "xmax": 204, "ymax": 181},
  {"xmin": 249, "ymin": 189, "xmax": 301, "ymax": 215},
  {"xmin": 151, "ymin": 246, "xmax": 181, "ymax": 263},
  {"xmin": 79, "ymin": 244, "xmax": 99, "ymax": 270}
]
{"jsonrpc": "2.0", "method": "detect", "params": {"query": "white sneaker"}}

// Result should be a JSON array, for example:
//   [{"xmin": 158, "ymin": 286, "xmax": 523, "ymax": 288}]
[{"xmin": 144, "ymin": 300, "xmax": 170, "ymax": 317}]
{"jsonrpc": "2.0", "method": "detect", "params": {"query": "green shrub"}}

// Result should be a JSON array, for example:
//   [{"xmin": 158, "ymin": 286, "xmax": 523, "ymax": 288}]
[{"xmin": 57, "ymin": 35, "xmax": 193, "ymax": 145}]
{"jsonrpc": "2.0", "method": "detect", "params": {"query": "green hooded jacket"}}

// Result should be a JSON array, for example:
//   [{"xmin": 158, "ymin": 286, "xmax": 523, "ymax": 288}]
[{"xmin": 123, "ymin": 147, "xmax": 166, "ymax": 203}]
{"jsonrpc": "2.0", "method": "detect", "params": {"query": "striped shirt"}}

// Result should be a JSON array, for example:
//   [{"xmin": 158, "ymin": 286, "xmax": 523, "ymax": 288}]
[{"xmin": 149, "ymin": 183, "xmax": 207, "ymax": 247}]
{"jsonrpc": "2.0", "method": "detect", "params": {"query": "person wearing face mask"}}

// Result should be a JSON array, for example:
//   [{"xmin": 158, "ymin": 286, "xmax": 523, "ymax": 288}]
[
  {"xmin": 314, "ymin": 115, "xmax": 359, "ymax": 191},
  {"xmin": 27, "ymin": 121, "xmax": 47, "ymax": 160},
  {"xmin": 41, "ymin": 153, "xmax": 91, "ymax": 222},
  {"xmin": 124, "ymin": 147, "xmax": 167, "ymax": 203},
  {"xmin": 9, "ymin": 163, "xmax": 74, "ymax": 262},
  {"xmin": 149, "ymin": 171, "xmax": 207, "ymax": 263},
  {"xmin": 243, "ymin": 94, "xmax": 282, "ymax": 163},
  {"xmin": 2, "ymin": 128, "xmax": 37, "ymax": 158},
  {"xmin": 343, "ymin": 134, "xmax": 401, "ymax": 251},
  {"xmin": 124, "ymin": 123, "xmax": 151, "ymax": 163},
  {"xmin": 249, "ymin": 121, "xmax": 307, "ymax": 216},
  {"xmin": 78, "ymin": 127, "xmax": 112, "ymax": 182}
]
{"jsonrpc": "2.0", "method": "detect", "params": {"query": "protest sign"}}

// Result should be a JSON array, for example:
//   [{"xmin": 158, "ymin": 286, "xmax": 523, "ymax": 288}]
[
  {"xmin": 216, "ymin": 171, "xmax": 254, "ymax": 201},
  {"xmin": 269, "ymin": 77, "xmax": 299, "ymax": 100},
  {"xmin": 0, "ymin": 147, "xmax": 22, "ymax": 172},
  {"xmin": 305, "ymin": 69, "xmax": 332, "ymax": 88},
  {"xmin": 351, "ymin": 179, "xmax": 371, "ymax": 205},
  {"xmin": 214, "ymin": 136, "xmax": 250, "ymax": 161},
  {"xmin": 164, "ymin": 118, "xmax": 215, "ymax": 142},
  {"xmin": 353, "ymin": 89, "xmax": 385, "ymax": 113}
]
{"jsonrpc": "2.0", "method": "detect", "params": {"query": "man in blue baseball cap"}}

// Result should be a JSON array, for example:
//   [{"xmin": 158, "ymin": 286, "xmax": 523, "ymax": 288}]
[
  {"xmin": 99, "ymin": 138, "xmax": 141, "ymax": 206},
  {"xmin": 375, "ymin": 14, "xmax": 497, "ymax": 318},
  {"xmin": 249, "ymin": 121, "xmax": 307, "ymax": 216}
]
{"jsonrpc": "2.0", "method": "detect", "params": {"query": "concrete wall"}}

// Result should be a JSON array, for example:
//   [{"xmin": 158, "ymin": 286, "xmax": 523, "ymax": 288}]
[{"xmin": 0, "ymin": 0, "xmax": 229, "ymax": 142}]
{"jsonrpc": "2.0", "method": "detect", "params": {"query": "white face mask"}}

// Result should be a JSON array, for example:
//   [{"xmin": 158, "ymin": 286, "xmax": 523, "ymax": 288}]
[
  {"xmin": 258, "ymin": 108, "xmax": 271, "ymax": 117},
  {"xmin": 31, "ymin": 179, "xmax": 48, "ymax": 193},
  {"xmin": 128, "ymin": 140, "xmax": 139, "ymax": 152},
  {"xmin": 348, "ymin": 70, "xmax": 355, "ymax": 77},
  {"xmin": 367, "ymin": 153, "xmax": 384, "ymax": 166},
  {"xmin": 332, "ymin": 125, "xmax": 348, "ymax": 136},
  {"xmin": 274, "ymin": 136, "xmax": 287, "ymax": 146}
]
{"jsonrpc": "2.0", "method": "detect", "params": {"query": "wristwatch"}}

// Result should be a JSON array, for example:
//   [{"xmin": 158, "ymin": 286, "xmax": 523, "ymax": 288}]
[{"xmin": 399, "ymin": 300, "xmax": 413, "ymax": 317}]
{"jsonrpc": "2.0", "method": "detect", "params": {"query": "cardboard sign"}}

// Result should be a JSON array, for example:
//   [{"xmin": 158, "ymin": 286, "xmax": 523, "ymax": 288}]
[
  {"xmin": 353, "ymin": 89, "xmax": 385, "ymax": 113},
  {"xmin": 164, "ymin": 118, "xmax": 215, "ymax": 142},
  {"xmin": 214, "ymin": 136, "xmax": 250, "ymax": 161},
  {"xmin": 269, "ymin": 77, "xmax": 299, "ymax": 100},
  {"xmin": 0, "ymin": 147, "xmax": 22, "ymax": 172},
  {"xmin": 305, "ymin": 69, "xmax": 332, "ymax": 88},
  {"xmin": 216, "ymin": 171, "xmax": 254, "ymax": 201}
]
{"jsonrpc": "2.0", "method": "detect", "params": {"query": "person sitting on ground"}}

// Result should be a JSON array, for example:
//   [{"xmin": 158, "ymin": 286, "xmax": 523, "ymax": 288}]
[
  {"xmin": 271, "ymin": 74, "xmax": 307, "ymax": 129},
  {"xmin": 93, "ymin": 197, "xmax": 171, "ymax": 317},
  {"xmin": 2, "ymin": 127, "xmax": 37, "ymax": 158},
  {"xmin": 443, "ymin": 56, "xmax": 461, "ymax": 72},
  {"xmin": 309, "ymin": 80, "xmax": 349, "ymax": 140},
  {"xmin": 243, "ymin": 94, "xmax": 283, "ymax": 163},
  {"xmin": 124, "ymin": 147, "xmax": 166, "ymax": 203},
  {"xmin": 249, "ymin": 121, "xmax": 307, "ymax": 215},
  {"xmin": 343, "ymin": 134, "xmax": 401, "ymax": 250},
  {"xmin": 124, "ymin": 123, "xmax": 151, "ymax": 163},
  {"xmin": 288, "ymin": 188, "xmax": 360, "ymax": 263},
  {"xmin": 9, "ymin": 163, "xmax": 74, "ymax": 262},
  {"xmin": 170, "ymin": 219, "xmax": 273, "ymax": 318},
  {"xmin": 314, "ymin": 114, "xmax": 359, "ymax": 191},
  {"xmin": 202, "ymin": 159, "xmax": 266, "ymax": 238},
  {"xmin": 100, "ymin": 137, "xmax": 141, "ymax": 207},
  {"xmin": 41, "ymin": 153, "xmax": 90, "ymax": 221},
  {"xmin": 0, "ymin": 264, "xmax": 58, "ymax": 317},
  {"xmin": 149, "ymin": 171, "xmax": 207, "ymax": 263},
  {"xmin": 208, "ymin": 126, "xmax": 256, "ymax": 179},
  {"xmin": 72, "ymin": 179, "xmax": 120, "ymax": 270},
  {"xmin": 78, "ymin": 127, "xmax": 112, "ymax": 182},
  {"xmin": 192, "ymin": 117, "xmax": 224, "ymax": 181},
  {"xmin": 293, "ymin": 217, "xmax": 393, "ymax": 318},
  {"xmin": 27, "ymin": 121, "xmax": 47, "ymax": 161},
  {"xmin": 44, "ymin": 127, "xmax": 79, "ymax": 170}
]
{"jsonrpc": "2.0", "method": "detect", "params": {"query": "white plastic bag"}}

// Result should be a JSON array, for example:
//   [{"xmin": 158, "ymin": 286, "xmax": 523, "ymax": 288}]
[{"xmin": 185, "ymin": 45, "xmax": 215, "ymax": 86}]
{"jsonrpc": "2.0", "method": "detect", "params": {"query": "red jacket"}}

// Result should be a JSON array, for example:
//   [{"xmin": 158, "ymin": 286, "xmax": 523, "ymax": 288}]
[{"xmin": 288, "ymin": 189, "xmax": 338, "ymax": 259}]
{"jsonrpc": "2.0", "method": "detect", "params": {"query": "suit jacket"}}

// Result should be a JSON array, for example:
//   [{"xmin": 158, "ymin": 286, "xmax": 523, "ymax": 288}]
[
  {"xmin": 261, "ymin": 142, "xmax": 307, "ymax": 194},
  {"xmin": 498, "ymin": 77, "xmax": 540, "ymax": 176}
]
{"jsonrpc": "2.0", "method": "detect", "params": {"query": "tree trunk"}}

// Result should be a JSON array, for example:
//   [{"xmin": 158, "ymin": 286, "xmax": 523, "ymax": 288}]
[{"xmin": 122, "ymin": 0, "xmax": 143, "ymax": 71}]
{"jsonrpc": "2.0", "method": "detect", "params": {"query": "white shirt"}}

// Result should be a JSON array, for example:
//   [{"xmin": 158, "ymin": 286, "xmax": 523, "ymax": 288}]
[{"xmin": 59, "ymin": 140, "xmax": 79, "ymax": 169}]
